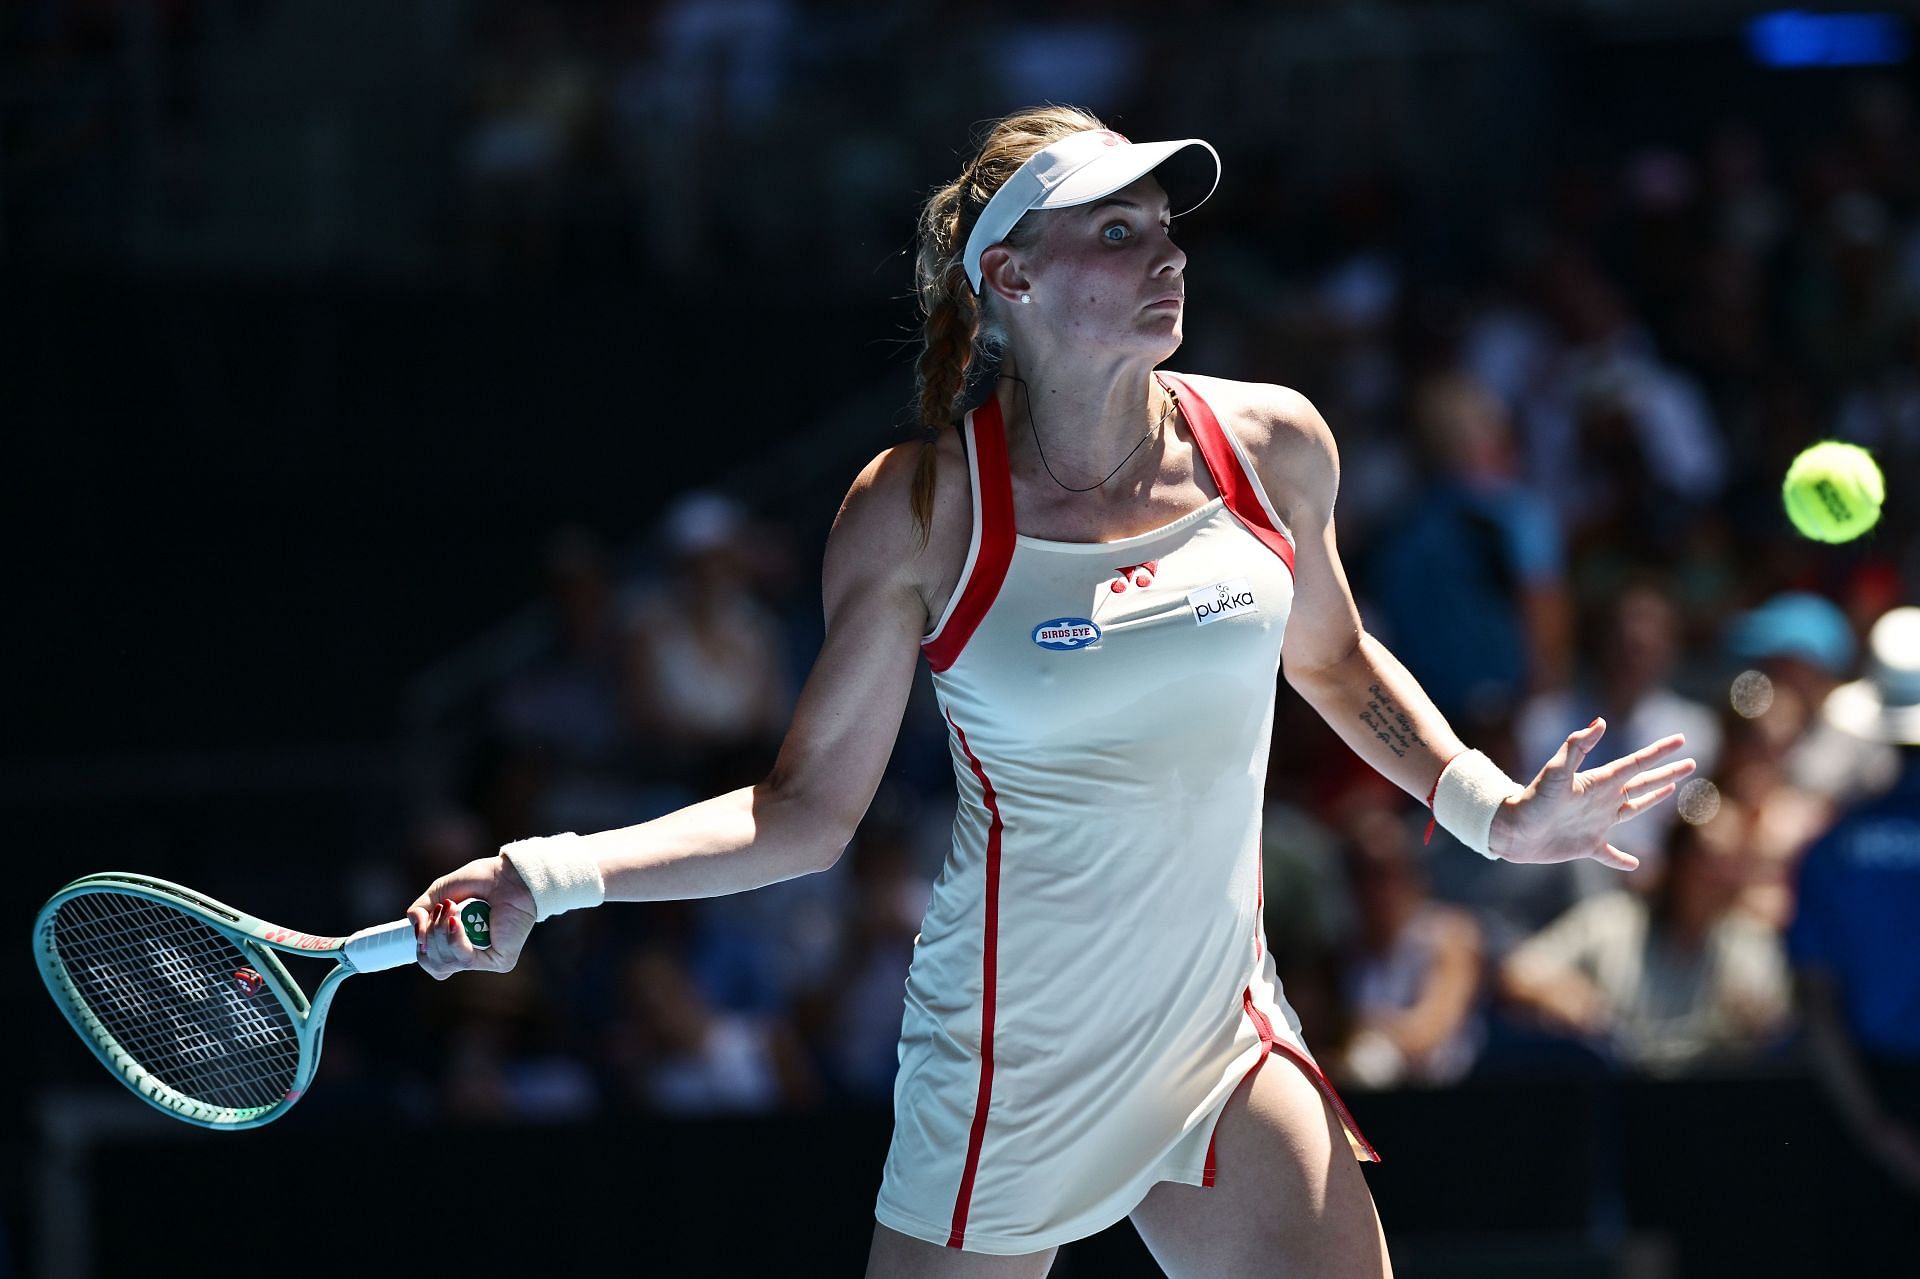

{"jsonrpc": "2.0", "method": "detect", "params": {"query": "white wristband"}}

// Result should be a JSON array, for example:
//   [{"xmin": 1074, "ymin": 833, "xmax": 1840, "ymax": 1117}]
[
  {"xmin": 501, "ymin": 833, "xmax": 605, "ymax": 921},
  {"xmin": 1431, "ymin": 750, "xmax": 1525, "ymax": 860}
]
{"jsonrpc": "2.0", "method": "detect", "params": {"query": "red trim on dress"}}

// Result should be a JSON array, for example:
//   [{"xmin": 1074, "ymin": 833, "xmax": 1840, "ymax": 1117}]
[
  {"xmin": 1270, "ymin": 1040, "xmax": 1381, "ymax": 1163},
  {"xmin": 1244, "ymin": 988, "xmax": 1381, "ymax": 1163},
  {"xmin": 922, "ymin": 397, "xmax": 1018, "ymax": 673},
  {"xmin": 1201, "ymin": 987, "xmax": 1382, "ymax": 1188},
  {"xmin": 1157, "ymin": 373, "xmax": 1296, "ymax": 577},
  {"xmin": 945, "ymin": 710, "xmax": 1005, "ymax": 1248},
  {"xmin": 1254, "ymin": 849, "xmax": 1265, "ymax": 962}
]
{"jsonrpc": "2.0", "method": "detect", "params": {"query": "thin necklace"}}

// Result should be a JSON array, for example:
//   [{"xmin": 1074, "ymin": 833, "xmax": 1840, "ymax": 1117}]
[{"xmin": 1002, "ymin": 374, "xmax": 1178, "ymax": 493}]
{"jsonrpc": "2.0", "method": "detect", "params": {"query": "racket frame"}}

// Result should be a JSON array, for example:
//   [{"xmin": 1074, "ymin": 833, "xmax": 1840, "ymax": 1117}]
[{"xmin": 34, "ymin": 872, "xmax": 405, "ymax": 1130}]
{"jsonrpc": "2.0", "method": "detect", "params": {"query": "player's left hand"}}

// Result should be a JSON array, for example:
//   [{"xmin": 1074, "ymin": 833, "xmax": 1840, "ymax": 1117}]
[{"xmin": 1490, "ymin": 719, "xmax": 1695, "ymax": 870}]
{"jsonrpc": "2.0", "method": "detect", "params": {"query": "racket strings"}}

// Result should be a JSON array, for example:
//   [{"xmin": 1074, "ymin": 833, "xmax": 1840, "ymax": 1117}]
[{"xmin": 51, "ymin": 892, "xmax": 302, "ymax": 1112}]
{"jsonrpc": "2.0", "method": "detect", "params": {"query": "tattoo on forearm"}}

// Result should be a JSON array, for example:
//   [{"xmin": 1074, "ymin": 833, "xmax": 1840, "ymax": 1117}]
[{"xmin": 1358, "ymin": 682, "xmax": 1427, "ymax": 759}]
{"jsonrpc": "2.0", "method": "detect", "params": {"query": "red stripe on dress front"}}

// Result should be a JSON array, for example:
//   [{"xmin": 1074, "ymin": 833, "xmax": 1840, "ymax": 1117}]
[
  {"xmin": 1158, "ymin": 374, "xmax": 1296, "ymax": 577},
  {"xmin": 923, "ymin": 396, "xmax": 1017, "ymax": 673},
  {"xmin": 945, "ymin": 709, "xmax": 1005, "ymax": 1248}
]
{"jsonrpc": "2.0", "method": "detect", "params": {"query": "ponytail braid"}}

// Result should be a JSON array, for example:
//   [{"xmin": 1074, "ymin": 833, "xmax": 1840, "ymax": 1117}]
[
  {"xmin": 907, "ymin": 104, "xmax": 1108, "ymax": 545},
  {"xmin": 909, "ymin": 253, "xmax": 981, "ymax": 545}
]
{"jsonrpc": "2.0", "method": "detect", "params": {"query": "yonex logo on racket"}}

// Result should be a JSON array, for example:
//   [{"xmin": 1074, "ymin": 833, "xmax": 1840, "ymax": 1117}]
[{"xmin": 260, "ymin": 926, "xmax": 338, "ymax": 951}]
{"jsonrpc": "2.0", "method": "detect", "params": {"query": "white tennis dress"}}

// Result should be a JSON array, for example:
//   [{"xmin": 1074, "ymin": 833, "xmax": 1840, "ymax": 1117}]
[{"xmin": 873, "ymin": 374, "xmax": 1378, "ymax": 1256}]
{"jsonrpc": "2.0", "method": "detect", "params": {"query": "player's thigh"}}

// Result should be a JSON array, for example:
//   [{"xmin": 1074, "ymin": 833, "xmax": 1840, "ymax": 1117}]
[
  {"xmin": 1129, "ymin": 1051, "xmax": 1392, "ymax": 1279},
  {"xmin": 864, "ymin": 1223, "xmax": 1059, "ymax": 1278}
]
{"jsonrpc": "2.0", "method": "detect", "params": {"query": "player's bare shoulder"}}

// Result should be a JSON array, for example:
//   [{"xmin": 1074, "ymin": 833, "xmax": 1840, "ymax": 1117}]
[
  {"xmin": 826, "ymin": 428, "xmax": 973, "ymax": 628},
  {"xmin": 1165, "ymin": 372, "xmax": 1338, "ymax": 523}
]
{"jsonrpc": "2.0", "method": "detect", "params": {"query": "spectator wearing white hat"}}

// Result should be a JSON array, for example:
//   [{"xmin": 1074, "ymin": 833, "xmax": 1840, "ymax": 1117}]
[{"xmin": 622, "ymin": 491, "xmax": 793, "ymax": 794}]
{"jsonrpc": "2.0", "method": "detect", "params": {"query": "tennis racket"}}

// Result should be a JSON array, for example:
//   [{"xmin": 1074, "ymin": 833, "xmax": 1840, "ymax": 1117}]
[{"xmin": 32, "ymin": 871, "xmax": 489, "ymax": 1130}]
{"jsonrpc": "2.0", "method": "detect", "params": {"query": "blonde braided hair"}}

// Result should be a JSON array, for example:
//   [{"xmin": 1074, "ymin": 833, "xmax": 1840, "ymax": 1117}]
[{"xmin": 908, "ymin": 105, "xmax": 1108, "ymax": 543}]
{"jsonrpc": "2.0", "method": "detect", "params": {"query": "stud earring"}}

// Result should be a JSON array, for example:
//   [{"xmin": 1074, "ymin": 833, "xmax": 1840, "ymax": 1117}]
[{"xmin": 1019, "ymin": 293, "xmax": 1032, "ymax": 305}]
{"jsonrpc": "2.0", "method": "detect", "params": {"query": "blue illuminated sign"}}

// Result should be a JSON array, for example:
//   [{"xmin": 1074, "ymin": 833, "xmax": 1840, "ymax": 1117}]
[{"xmin": 1748, "ymin": 11, "xmax": 1909, "ymax": 67}]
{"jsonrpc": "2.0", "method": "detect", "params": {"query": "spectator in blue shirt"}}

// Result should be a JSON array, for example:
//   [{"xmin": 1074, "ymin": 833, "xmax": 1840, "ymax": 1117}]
[
  {"xmin": 1788, "ymin": 606, "xmax": 1920, "ymax": 1203},
  {"xmin": 1366, "ymin": 370, "xmax": 1572, "ymax": 735}
]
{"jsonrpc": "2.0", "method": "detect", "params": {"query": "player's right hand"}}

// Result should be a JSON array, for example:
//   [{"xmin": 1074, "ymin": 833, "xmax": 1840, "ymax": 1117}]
[{"xmin": 407, "ymin": 854, "xmax": 536, "ymax": 979}]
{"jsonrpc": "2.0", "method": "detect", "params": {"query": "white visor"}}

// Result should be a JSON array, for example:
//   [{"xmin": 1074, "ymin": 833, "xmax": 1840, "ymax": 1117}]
[{"xmin": 962, "ymin": 129, "xmax": 1221, "ymax": 293}]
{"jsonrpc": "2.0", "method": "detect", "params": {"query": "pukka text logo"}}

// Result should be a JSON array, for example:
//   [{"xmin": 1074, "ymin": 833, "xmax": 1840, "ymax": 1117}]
[
  {"xmin": 1032, "ymin": 617, "xmax": 1102, "ymax": 651},
  {"xmin": 1108, "ymin": 560, "xmax": 1159, "ymax": 594},
  {"xmin": 1188, "ymin": 579, "xmax": 1258, "ymax": 627}
]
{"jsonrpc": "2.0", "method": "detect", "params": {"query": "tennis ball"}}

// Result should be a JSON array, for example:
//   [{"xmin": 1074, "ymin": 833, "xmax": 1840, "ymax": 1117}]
[{"xmin": 1783, "ymin": 441, "xmax": 1884, "ymax": 543}]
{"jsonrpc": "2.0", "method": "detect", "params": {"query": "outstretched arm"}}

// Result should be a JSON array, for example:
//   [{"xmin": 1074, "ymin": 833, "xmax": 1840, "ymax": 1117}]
[
  {"xmin": 409, "ymin": 444, "xmax": 936, "ymax": 977},
  {"xmin": 1249, "ymin": 386, "xmax": 1693, "ymax": 868}
]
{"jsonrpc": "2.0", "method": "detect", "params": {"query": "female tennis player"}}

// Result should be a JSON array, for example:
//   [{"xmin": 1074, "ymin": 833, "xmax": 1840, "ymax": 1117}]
[{"xmin": 408, "ymin": 105, "xmax": 1694, "ymax": 1277}]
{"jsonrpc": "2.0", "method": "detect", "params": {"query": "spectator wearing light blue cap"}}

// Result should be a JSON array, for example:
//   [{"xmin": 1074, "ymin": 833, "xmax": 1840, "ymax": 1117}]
[{"xmin": 1725, "ymin": 591, "xmax": 1898, "ymax": 807}]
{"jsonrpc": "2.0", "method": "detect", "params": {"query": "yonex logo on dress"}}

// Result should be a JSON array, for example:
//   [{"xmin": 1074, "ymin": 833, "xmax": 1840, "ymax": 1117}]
[
  {"xmin": 1032, "ymin": 617, "xmax": 1102, "ymax": 651},
  {"xmin": 1109, "ymin": 560, "xmax": 1159, "ymax": 594}
]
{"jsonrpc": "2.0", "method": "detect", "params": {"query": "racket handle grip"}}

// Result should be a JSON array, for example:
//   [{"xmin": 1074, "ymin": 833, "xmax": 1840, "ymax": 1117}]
[{"xmin": 344, "ymin": 899, "xmax": 492, "ymax": 973}]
